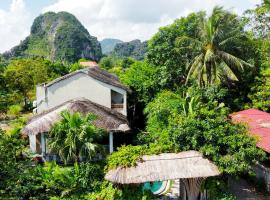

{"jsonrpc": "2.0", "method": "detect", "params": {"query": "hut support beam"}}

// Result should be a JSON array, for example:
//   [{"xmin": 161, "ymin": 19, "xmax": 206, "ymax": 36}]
[
  {"xmin": 41, "ymin": 133, "xmax": 46, "ymax": 156},
  {"xmin": 29, "ymin": 134, "xmax": 37, "ymax": 152},
  {"xmin": 180, "ymin": 178, "xmax": 205, "ymax": 200},
  {"xmin": 109, "ymin": 132, "xmax": 114, "ymax": 153}
]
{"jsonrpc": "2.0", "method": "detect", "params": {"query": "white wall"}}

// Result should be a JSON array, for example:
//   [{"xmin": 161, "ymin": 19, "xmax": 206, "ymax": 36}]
[
  {"xmin": 36, "ymin": 85, "xmax": 48, "ymax": 113},
  {"xmin": 37, "ymin": 72, "xmax": 127, "ymax": 115}
]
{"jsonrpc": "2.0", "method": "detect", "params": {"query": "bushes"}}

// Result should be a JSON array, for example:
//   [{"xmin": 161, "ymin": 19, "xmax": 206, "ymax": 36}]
[
  {"xmin": 0, "ymin": 128, "xmax": 29, "ymax": 197},
  {"xmin": 7, "ymin": 104, "xmax": 22, "ymax": 117},
  {"xmin": 86, "ymin": 181, "xmax": 153, "ymax": 200},
  {"xmin": 107, "ymin": 143, "xmax": 173, "ymax": 170},
  {"xmin": 142, "ymin": 88, "xmax": 266, "ymax": 175},
  {"xmin": 10, "ymin": 161, "xmax": 105, "ymax": 199},
  {"xmin": 249, "ymin": 68, "xmax": 270, "ymax": 112}
]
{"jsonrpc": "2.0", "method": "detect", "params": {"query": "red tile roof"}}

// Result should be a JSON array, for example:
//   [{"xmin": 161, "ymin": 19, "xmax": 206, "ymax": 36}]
[
  {"xmin": 79, "ymin": 61, "xmax": 98, "ymax": 67},
  {"xmin": 230, "ymin": 109, "xmax": 270, "ymax": 153}
]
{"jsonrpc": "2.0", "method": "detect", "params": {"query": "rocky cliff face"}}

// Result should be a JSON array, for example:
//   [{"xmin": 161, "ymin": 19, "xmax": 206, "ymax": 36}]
[
  {"xmin": 3, "ymin": 12, "xmax": 102, "ymax": 63},
  {"xmin": 111, "ymin": 39, "xmax": 148, "ymax": 60},
  {"xmin": 100, "ymin": 38, "xmax": 123, "ymax": 54}
]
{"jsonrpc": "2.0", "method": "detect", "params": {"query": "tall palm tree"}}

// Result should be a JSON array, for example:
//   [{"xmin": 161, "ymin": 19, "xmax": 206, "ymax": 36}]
[
  {"xmin": 178, "ymin": 6, "xmax": 252, "ymax": 86},
  {"xmin": 49, "ymin": 111, "xmax": 105, "ymax": 164}
]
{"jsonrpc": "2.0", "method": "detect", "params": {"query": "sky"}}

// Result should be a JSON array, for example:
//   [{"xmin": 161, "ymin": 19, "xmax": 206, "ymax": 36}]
[{"xmin": 0, "ymin": 0, "xmax": 262, "ymax": 53}]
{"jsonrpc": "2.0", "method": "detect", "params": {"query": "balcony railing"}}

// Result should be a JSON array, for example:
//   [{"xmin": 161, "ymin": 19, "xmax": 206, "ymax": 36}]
[{"xmin": 111, "ymin": 104, "xmax": 124, "ymax": 109}]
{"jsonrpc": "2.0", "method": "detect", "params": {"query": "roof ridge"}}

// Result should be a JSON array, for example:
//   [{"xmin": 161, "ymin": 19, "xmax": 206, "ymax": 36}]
[{"xmin": 42, "ymin": 66, "xmax": 130, "ymax": 91}]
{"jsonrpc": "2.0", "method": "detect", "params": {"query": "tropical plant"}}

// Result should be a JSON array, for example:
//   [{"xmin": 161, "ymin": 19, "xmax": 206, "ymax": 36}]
[
  {"xmin": 106, "ymin": 143, "xmax": 172, "ymax": 170},
  {"xmin": 0, "ymin": 128, "xmax": 29, "ymax": 197},
  {"xmin": 248, "ymin": 68, "xmax": 270, "ymax": 112},
  {"xmin": 147, "ymin": 12, "xmax": 205, "ymax": 89},
  {"xmin": 143, "ymin": 88, "xmax": 265, "ymax": 175},
  {"xmin": 11, "ymin": 161, "xmax": 104, "ymax": 199},
  {"xmin": 86, "ymin": 181, "xmax": 154, "ymax": 200},
  {"xmin": 49, "ymin": 111, "xmax": 105, "ymax": 164},
  {"xmin": 181, "ymin": 6, "xmax": 252, "ymax": 86}
]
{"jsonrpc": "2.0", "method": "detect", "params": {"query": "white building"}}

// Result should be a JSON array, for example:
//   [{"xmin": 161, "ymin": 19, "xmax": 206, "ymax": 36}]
[
  {"xmin": 22, "ymin": 65, "xmax": 130, "ymax": 160},
  {"xmin": 35, "ymin": 66, "xmax": 128, "ymax": 116}
]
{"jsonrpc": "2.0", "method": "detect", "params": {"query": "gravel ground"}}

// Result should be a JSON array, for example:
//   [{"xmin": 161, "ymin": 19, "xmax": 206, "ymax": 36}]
[{"xmin": 229, "ymin": 178, "xmax": 270, "ymax": 200}]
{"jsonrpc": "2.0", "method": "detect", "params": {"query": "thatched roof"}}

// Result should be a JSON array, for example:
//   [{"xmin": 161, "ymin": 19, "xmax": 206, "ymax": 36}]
[
  {"xmin": 22, "ymin": 98, "xmax": 130, "ymax": 136},
  {"xmin": 105, "ymin": 151, "xmax": 220, "ymax": 184},
  {"xmin": 43, "ymin": 66, "xmax": 130, "ymax": 92}
]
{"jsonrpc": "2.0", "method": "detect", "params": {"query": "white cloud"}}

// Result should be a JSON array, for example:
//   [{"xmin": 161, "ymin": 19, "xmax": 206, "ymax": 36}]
[
  {"xmin": 43, "ymin": 0, "xmax": 258, "ymax": 42},
  {"xmin": 0, "ymin": 0, "xmax": 31, "ymax": 53}
]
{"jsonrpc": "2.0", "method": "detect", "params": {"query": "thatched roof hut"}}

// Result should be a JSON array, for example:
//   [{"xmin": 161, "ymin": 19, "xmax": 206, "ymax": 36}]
[
  {"xmin": 22, "ymin": 98, "xmax": 130, "ymax": 136},
  {"xmin": 105, "ymin": 151, "xmax": 220, "ymax": 184}
]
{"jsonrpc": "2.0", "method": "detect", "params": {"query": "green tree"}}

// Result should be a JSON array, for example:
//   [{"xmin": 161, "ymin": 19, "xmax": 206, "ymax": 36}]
[
  {"xmin": 49, "ymin": 111, "xmax": 105, "ymax": 163},
  {"xmin": 143, "ymin": 89, "xmax": 265, "ymax": 175},
  {"xmin": 4, "ymin": 58, "xmax": 49, "ymax": 105},
  {"xmin": 249, "ymin": 68, "xmax": 270, "ymax": 112},
  {"xmin": 245, "ymin": 0, "xmax": 270, "ymax": 38},
  {"xmin": 245, "ymin": 0, "xmax": 270, "ymax": 68},
  {"xmin": 99, "ymin": 56, "xmax": 117, "ymax": 70},
  {"xmin": 0, "ymin": 128, "xmax": 29, "ymax": 197},
  {"xmin": 121, "ymin": 61, "xmax": 161, "ymax": 104},
  {"xmin": 147, "ymin": 12, "xmax": 204, "ymax": 89},
  {"xmin": 12, "ymin": 161, "xmax": 104, "ymax": 199},
  {"xmin": 182, "ymin": 7, "xmax": 252, "ymax": 86}
]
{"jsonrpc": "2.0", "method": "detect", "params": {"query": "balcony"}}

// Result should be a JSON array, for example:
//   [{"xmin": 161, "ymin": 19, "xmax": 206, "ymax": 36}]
[{"xmin": 111, "ymin": 103, "xmax": 124, "ymax": 113}]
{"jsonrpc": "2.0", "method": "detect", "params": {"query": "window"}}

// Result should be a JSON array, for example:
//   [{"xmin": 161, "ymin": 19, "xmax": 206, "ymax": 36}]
[{"xmin": 111, "ymin": 90, "xmax": 124, "ymax": 112}]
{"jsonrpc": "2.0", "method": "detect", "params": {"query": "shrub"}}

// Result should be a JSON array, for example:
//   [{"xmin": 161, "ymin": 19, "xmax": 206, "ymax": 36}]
[
  {"xmin": 85, "ymin": 181, "xmax": 153, "ymax": 200},
  {"xmin": 106, "ymin": 143, "xmax": 172, "ymax": 170},
  {"xmin": 7, "ymin": 104, "xmax": 22, "ymax": 117},
  {"xmin": 10, "ymin": 161, "xmax": 105, "ymax": 199}
]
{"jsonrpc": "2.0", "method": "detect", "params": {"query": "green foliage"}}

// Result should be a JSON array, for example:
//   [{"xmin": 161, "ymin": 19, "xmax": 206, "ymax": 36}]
[
  {"xmin": 0, "ymin": 128, "xmax": 29, "ymax": 197},
  {"xmin": 142, "ymin": 89, "xmax": 265, "ymax": 175},
  {"xmin": 120, "ymin": 61, "xmax": 161, "ymax": 103},
  {"xmin": 147, "ymin": 8, "xmax": 257, "ymax": 89},
  {"xmin": 147, "ymin": 12, "xmax": 205, "ymax": 89},
  {"xmin": 86, "ymin": 181, "xmax": 122, "ymax": 200},
  {"xmin": 86, "ymin": 181, "xmax": 153, "ymax": 200},
  {"xmin": 107, "ymin": 143, "xmax": 172, "ymax": 170},
  {"xmin": 0, "ymin": 58, "xmax": 69, "ymax": 113},
  {"xmin": 245, "ymin": 0, "xmax": 270, "ymax": 38},
  {"xmin": 249, "ymin": 68, "xmax": 270, "ymax": 112},
  {"xmin": 11, "ymin": 161, "xmax": 104, "ymax": 199},
  {"xmin": 49, "ymin": 111, "xmax": 105, "ymax": 164},
  {"xmin": 4, "ymin": 58, "xmax": 49, "ymax": 104},
  {"xmin": 182, "ymin": 6, "xmax": 253, "ymax": 86},
  {"xmin": 69, "ymin": 62, "xmax": 84, "ymax": 72},
  {"xmin": 7, "ymin": 104, "xmax": 23, "ymax": 117},
  {"xmin": 99, "ymin": 56, "xmax": 135, "ymax": 77},
  {"xmin": 99, "ymin": 56, "xmax": 121, "ymax": 70}
]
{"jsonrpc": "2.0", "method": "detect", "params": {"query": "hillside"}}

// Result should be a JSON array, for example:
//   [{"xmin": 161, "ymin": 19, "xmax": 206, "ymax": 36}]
[
  {"xmin": 2, "ymin": 12, "xmax": 102, "ymax": 63},
  {"xmin": 100, "ymin": 38, "xmax": 123, "ymax": 54},
  {"xmin": 111, "ymin": 39, "xmax": 147, "ymax": 60}
]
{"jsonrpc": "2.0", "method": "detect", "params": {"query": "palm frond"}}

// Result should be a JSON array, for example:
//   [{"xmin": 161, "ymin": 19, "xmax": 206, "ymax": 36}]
[
  {"xmin": 185, "ymin": 53, "xmax": 204, "ymax": 85},
  {"xmin": 175, "ymin": 36, "xmax": 203, "ymax": 47}
]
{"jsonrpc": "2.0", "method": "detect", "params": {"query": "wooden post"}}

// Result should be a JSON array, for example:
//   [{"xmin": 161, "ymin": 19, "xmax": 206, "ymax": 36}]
[
  {"xmin": 29, "ymin": 134, "xmax": 36, "ymax": 153},
  {"xmin": 41, "ymin": 133, "xmax": 46, "ymax": 156},
  {"xmin": 109, "ymin": 132, "xmax": 114, "ymax": 153}
]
